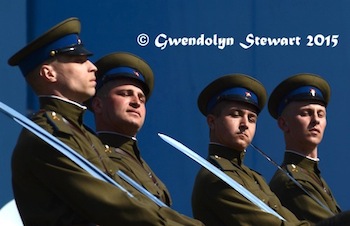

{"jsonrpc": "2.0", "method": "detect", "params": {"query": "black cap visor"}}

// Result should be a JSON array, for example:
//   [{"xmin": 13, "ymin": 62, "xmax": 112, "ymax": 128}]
[{"xmin": 53, "ymin": 44, "xmax": 93, "ymax": 56}]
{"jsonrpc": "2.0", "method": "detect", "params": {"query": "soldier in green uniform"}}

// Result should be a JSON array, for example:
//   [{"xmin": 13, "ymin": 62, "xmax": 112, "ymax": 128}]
[
  {"xmin": 9, "ymin": 17, "xmax": 203, "ymax": 226},
  {"xmin": 268, "ymin": 73, "xmax": 341, "ymax": 224},
  {"xmin": 89, "ymin": 52, "xmax": 172, "ymax": 205},
  {"xmin": 191, "ymin": 74, "xmax": 350, "ymax": 226}
]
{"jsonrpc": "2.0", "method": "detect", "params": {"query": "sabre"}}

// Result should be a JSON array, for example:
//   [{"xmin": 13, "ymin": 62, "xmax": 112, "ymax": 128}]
[
  {"xmin": 0, "ymin": 101, "xmax": 132, "ymax": 196},
  {"xmin": 0, "ymin": 101, "xmax": 168, "ymax": 206},
  {"xmin": 250, "ymin": 143, "xmax": 334, "ymax": 215},
  {"xmin": 158, "ymin": 133, "xmax": 286, "ymax": 221},
  {"xmin": 117, "ymin": 170, "xmax": 167, "ymax": 207}
]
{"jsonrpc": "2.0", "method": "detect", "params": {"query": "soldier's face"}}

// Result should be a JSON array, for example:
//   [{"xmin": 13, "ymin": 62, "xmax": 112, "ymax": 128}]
[
  {"xmin": 207, "ymin": 101, "xmax": 257, "ymax": 151},
  {"xmin": 49, "ymin": 55, "xmax": 97, "ymax": 102},
  {"xmin": 94, "ymin": 79, "xmax": 146, "ymax": 136},
  {"xmin": 279, "ymin": 101, "xmax": 327, "ymax": 152}
]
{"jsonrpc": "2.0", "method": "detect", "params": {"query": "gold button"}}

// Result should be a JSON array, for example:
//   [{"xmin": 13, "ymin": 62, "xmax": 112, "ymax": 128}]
[
  {"xmin": 104, "ymin": 145, "xmax": 111, "ymax": 153},
  {"xmin": 51, "ymin": 112, "xmax": 60, "ymax": 120}
]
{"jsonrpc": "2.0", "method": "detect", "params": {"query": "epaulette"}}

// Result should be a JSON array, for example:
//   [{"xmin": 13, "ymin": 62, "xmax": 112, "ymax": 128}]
[
  {"xmin": 285, "ymin": 164, "xmax": 308, "ymax": 181},
  {"xmin": 209, "ymin": 155, "xmax": 236, "ymax": 172},
  {"xmin": 105, "ymin": 146, "xmax": 122, "ymax": 160},
  {"xmin": 43, "ymin": 111, "xmax": 73, "ymax": 135}
]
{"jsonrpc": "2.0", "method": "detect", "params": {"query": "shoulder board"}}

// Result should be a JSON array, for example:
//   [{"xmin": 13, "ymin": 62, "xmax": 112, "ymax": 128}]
[
  {"xmin": 105, "ymin": 147, "xmax": 123, "ymax": 160},
  {"xmin": 285, "ymin": 164, "xmax": 308, "ymax": 180},
  {"xmin": 43, "ymin": 111, "xmax": 73, "ymax": 135},
  {"xmin": 209, "ymin": 155, "xmax": 235, "ymax": 171}
]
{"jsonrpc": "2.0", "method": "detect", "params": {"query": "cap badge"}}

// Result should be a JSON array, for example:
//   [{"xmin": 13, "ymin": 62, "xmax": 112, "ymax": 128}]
[
  {"xmin": 134, "ymin": 70, "xmax": 140, "ymax": 77},
  {"xmin": 310, "ymin": 88, "xmax": 316, "ymax": 96},
  {"xmin": 245, "ymin": 92, "xmax": 252, "ymax": 98}
]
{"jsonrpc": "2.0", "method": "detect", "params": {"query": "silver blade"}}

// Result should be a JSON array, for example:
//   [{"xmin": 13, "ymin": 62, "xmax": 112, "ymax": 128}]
[
  {"xmin": 250, "ymin": 143, "xmax": 334, "ymax": 215},
  {"xmin": 0, "ymin": 100, "xmax": 169, "ymax": 206},
  {"xmin": 158, "ymin": 133, "xmax": 285, "ymax": 221},
  {"xmin": 0, "ymin": 101, "xmax": 132, "ymax": 196},
  {"xmin": 117, "ymin": 170, "xmax": 167, "ymax": 207}
]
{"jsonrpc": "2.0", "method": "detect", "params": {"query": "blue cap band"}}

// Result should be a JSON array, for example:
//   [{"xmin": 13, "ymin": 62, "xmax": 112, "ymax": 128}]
[
  {"xmin": 18, "ymin": 34, "xmax": 81, "ymax": 75},
  {"xmin": 277, "ymin": 86, "xmax": 325, "ymax": 116},
  {"xmin": 97, "ymin": 66, "xmax": 145, "ymax": 90},
  {"xmin": 206, "ymin": 87, "xmax": 259, "ymax": 113}
]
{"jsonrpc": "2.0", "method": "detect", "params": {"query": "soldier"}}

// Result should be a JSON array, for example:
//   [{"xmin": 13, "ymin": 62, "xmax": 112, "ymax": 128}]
[
  {"xmin": 191, "ymin": 74, "xmax": 350, "ymax": 226},
  {"xmin": 89, "ymin": 52, "xmax": 172, "ymax": 205},
  {"xmin": 9, "ymin": 17, "xmax": 203, "ymax": 226},
  {"xmin": 268, "ymin": 73, "xmax": 341, "ymax": 223}
]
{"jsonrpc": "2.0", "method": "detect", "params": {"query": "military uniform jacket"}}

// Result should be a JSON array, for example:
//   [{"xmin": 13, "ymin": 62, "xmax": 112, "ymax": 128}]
[
  {"xmin": 11, "ymin": 97, "xmax": 203, "ymax": 226},
  {"xmin": 269, "ymin": 151, "xmax": 341, "ymax": 224},
  {"xmin": 97, "ymin": 132, "xmax": 172, "ymax": 206},
  {"xmin": 192, "ymin": 144, "xmax": 310, "ymax": 226}
]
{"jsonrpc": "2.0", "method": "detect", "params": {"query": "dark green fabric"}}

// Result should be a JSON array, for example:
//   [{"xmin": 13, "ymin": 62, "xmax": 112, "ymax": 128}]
[
  {"xmin": 12, "ymin": 97, "xmax": 203, "ymax": 226},
  {"xmin": 98, "ymin": 132, "xmax": 172, "ymax": 206},
  {"xmin": 270, "ymin": 152, "xmax": 341, "ymax": 224},
  {"xmin": 192, "ymin": 144, "xmax": 310, "ymax": 226}
]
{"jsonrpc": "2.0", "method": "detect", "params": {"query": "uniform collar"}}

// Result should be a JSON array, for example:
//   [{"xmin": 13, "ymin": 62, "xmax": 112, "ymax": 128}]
[
  {"xmin": 97, "ymin": 132, "xmax": 140, "ymax": 159},
  {"xmin": 39, "ymin": 95, "xmax": 87, "ymax": 109},
  {"xmin": 96, "ymin": 131, "xmax": 136, "ymax": 140},
  {"xmin": 283, "ymin": 151, "xmax": 321, "ymax": 174},
  {"xmin": 285, "ymin": 149, "xmax": 319, "ymax": 161},
  {"xmin": 39, "ymin": 96, "xmax": 86, "ymax": 125},
  {"xmin": 208, "ymin": 143, "xmax": 246, "ymax": 166}
]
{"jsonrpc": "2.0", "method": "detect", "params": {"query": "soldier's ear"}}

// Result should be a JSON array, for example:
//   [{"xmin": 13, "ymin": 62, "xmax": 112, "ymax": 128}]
[
  {"xmin": 91, "ymin": 96, "xmax": 103, "ymax": 114},
  {"xmin": 277, "ymin": 116, "xmax": 289, "ymax": 132},
  {"xmin": 39, "ymin": 64, "xmax": 57, "ymax": 82},
  {"xmin": 207, "ymin": 114, "xmax": 216, "ymax": 129}
]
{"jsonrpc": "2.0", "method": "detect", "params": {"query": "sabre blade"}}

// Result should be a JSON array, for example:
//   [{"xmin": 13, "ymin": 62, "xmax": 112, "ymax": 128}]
[
  {"xmin": 117, "ymin": 170, "xmax": 167, "ymax": 207},
  {"xmin": 0, "ymin": 101, "xmax": 170, "ymax": 206},
  {"xmin": 250, "ymin": 143, "xmax": 335, "ymax": 215},
  {"xmin": 158, "ymin": 133, "xmax": 285, "ymax": 221},
  {"xmin": 0, "ymin": 101, "xmax": 133, "ymax": 196}
]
